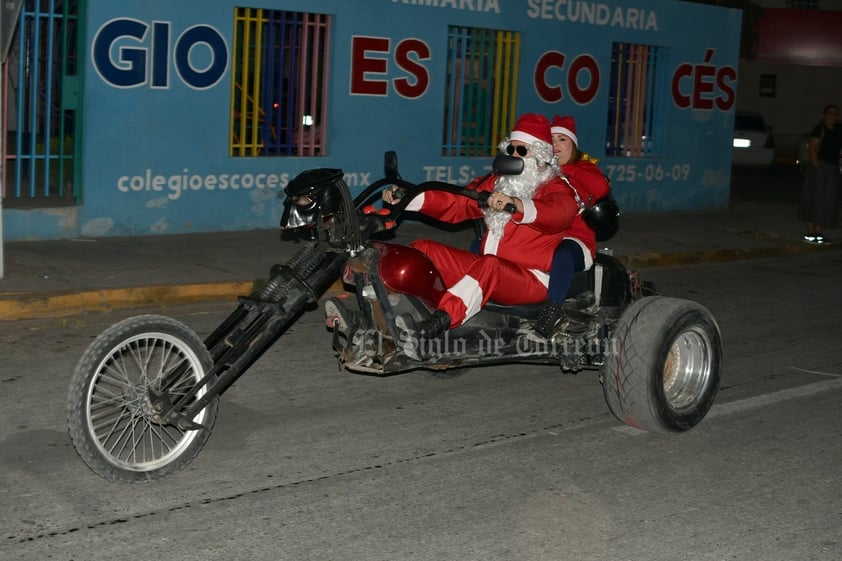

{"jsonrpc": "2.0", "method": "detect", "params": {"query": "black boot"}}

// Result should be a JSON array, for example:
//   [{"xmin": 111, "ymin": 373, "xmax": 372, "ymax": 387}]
[
  {"xmin": 417, "ymin": 310, "xmax": 451, "ymax": 340},
  {"xmin": 534, "ymin": 302, "xmax": 564, "ymax": 338},
  {"xmin": 395, "ymin": 310, "xmax": 450, "ymax": 361}
]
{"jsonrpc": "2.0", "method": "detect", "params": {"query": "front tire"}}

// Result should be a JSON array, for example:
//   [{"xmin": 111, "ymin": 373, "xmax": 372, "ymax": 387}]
[
  {"xmin": 67, "ymin": 315, "xmax": 218, "ymax": 482},
  {"xmin": 602, "ymin": 297, "xmax": 721, "ymax": 433}
]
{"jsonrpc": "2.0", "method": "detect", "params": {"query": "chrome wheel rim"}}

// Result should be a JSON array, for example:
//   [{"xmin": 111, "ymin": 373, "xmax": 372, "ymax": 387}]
[
  {"xmin": 662, "ymin": 326, "xmax": 713, "ymax": 410},
  {"xmin": 86, "ymin": 332, "xmax": 208, "ymax": 472}
]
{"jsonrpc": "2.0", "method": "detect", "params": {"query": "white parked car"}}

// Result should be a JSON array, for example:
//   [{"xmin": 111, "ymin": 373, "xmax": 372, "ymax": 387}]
[{"xmin": 731, "ymin": 111, "xmax": 775, "ymax": 169}]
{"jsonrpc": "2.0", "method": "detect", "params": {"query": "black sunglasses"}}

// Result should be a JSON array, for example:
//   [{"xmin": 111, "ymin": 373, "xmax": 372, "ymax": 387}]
[{"xmin": 505, "ymin": 144, "xmax": 529, "ymax": 157}]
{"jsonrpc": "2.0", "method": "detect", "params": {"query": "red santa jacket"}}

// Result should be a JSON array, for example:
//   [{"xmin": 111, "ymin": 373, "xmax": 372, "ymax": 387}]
[
  {"xmin": 559, "ymin": 159, "xmax": 610, "ymax": 262},
  {"xmin": 407, "ymin": 175, "xmax": 578, "ymax": 273}
]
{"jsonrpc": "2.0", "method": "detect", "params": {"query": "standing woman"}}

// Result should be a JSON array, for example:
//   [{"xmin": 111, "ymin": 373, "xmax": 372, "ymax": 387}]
[
  {"xmin": 535, "ymin": 115, "xmax": 610, "ymax": 337},
  {"xmin": 800, "ymin": 104, "xmax": 842, "ymax": 245}
]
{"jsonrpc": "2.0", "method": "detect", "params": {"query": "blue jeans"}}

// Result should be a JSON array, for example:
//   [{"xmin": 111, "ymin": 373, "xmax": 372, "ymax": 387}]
[{"xmin": 546, "ymin": 239, "xmax": 585, "ymax": 304}]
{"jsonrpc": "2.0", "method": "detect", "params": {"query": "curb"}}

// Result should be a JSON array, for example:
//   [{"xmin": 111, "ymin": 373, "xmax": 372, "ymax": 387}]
[
  {"xmin": 1, "ymin": 243, "xmax": 837, "ymax": 321},
  {"xmin": 0, "ymin": 281, "xmax": 255, "ymax": 321}
]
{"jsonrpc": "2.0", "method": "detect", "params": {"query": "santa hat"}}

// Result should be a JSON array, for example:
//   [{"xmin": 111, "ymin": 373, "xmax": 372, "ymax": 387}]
[
  {"xmin": 509, "ymin": 113, "xmax": 552, "ymax": 149},
  {"xmin": 551, "ymin": 115, "xmax": 578, "ymax": 147}
]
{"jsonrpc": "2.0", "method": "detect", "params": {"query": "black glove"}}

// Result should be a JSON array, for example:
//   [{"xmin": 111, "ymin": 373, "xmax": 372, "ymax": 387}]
[{"xmin": 477, "ymin": 191, "xmax": 516, "ymax": 213}]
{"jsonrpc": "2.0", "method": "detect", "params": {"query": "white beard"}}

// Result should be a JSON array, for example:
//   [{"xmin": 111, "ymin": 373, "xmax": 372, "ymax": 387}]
[{"xmin": 483, "ymin": 157, "xmax": 555, "ymax": 239}]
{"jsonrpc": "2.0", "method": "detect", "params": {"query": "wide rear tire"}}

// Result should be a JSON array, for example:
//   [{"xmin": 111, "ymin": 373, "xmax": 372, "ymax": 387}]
[
  {"xmin": 602, "ymin": 296, "xmax": 721, "ymax": 433},
  {"xmin": 67, "ymin": 315, "xmax": 218, "ymax": 482}
]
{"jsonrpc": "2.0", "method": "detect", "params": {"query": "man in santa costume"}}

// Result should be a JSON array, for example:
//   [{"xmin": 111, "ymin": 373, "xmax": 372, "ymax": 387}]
[{"xmin": 383, "ymin": 113, "xmax": 580, "ymax": 353}]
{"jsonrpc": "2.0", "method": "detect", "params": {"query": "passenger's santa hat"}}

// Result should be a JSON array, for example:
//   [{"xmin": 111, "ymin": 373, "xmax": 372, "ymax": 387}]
[
  {"xmin": 509, "ymin": 113, "xmax": 553, "ymax": 150},
  {"xmin": 551, "ymin": 115, "xmax": 578, "ymax": 147}
]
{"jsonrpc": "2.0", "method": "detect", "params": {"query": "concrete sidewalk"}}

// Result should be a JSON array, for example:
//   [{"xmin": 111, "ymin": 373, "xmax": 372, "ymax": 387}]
[{"xmin": 0, "ymin": 199, "xmax": 836, "ymax": 320}]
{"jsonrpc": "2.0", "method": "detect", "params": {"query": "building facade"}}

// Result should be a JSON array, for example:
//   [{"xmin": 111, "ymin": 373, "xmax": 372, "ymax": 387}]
[
  {"xmin": 1, "ymin": 0, "xmax": 741, "ymax": 241},
  {"xmin": 736, "ymin": 0, "xmax": 842, "ymax": 161}
]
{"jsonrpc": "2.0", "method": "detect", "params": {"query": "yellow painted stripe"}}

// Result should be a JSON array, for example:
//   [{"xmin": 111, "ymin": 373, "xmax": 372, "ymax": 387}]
[{"xmin": 0, "ymin": 282, "xmax": 255, "ymax": 320}]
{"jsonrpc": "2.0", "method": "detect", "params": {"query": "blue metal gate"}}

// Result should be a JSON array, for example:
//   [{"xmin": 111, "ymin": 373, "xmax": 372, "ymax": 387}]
[{"xmin": 2, "ymin": 0, "xmax": 81, "ymax": 207}]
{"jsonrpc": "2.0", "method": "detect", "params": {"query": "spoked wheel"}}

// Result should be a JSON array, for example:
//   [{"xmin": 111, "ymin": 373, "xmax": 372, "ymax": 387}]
[
  {"xmin": 602, "ymin": 296, "xmax": 722, "ymax": 434},
  {"xmin": 67, "ymin": 315, "xmax": 218, "ymax": 482}
]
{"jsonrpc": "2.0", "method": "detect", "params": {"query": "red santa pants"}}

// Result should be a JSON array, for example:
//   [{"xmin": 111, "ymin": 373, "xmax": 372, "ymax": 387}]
[{"xmin": 411, "ymin": 239, "xmax": 549, "ymax": 327}]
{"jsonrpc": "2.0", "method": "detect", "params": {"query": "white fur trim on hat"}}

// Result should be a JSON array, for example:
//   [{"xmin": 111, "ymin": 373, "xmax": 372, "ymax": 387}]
[
  {"xmin": 550, "ymin": 126, "xmax": 578, "ymax": 147},
  {"xmin": 510, "ymin": 130, "xmax": 547, "ymax": 146}
]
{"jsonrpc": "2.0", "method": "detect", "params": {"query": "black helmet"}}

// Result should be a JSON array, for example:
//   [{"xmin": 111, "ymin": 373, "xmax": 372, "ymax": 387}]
[
  {"xmin": 280, "ymin": 168, "xmax": 344, "ymax": 229},
  {"xmin": 583, "ymin": 196, "xmax": 619, "ymax": 242}
]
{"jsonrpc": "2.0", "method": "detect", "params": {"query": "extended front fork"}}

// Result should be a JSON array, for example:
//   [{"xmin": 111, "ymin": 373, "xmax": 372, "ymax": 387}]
[{"xmin": 153, "ymin": 241, "xmax": 347, "ymax": 429}]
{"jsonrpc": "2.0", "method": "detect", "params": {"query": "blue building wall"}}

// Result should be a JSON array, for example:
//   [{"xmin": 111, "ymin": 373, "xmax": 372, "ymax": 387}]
[{"xmin": 3, "ymin": 0, "xmax": 742, "ymax": 240}]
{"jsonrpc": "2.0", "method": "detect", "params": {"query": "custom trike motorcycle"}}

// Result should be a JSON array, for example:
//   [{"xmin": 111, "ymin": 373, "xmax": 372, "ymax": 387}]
[{"xmin": 67, "ymin": 152, "xmax": 722, "ymax": 482}]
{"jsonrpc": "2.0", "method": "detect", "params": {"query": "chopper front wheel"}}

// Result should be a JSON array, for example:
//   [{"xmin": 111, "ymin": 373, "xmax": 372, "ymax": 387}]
[{"xmin": 67, "ymin": 315, "xmax": 218, "ymax": 482}]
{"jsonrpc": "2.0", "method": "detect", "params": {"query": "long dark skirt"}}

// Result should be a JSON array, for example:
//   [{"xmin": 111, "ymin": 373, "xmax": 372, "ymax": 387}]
[{"xmin": 799, "ymin": 162, "xmax": 840, "ymax": 228}]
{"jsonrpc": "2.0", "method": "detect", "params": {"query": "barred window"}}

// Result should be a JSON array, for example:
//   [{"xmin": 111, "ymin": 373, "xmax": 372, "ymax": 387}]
[
  {"xmin": 230, "ymin": 8, "xmax": 330, "ymax": 157},
  {"xmin": 442, "ymin": 26, "xmax": 520, "ymax": 157},
  {"xmin": 605, "ymin": 43, "xmax": 665, "ymax": 158},
  {"xmin": 5, "ymin": 0, "xmax": 80, "ymax": 207}
]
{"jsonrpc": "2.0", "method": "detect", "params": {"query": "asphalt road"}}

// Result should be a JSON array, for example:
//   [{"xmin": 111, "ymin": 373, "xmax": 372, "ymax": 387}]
[{"xmin": 1, "ymin": 250, "xmax": 841, "ymax": 561}]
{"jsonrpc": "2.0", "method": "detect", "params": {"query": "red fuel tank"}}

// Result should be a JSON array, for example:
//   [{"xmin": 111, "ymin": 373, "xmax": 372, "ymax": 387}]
[{"xmin": 371, "ymin": 241, "xmax": 446, "ymax": 307}]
